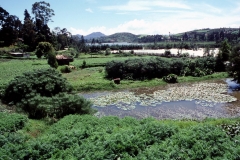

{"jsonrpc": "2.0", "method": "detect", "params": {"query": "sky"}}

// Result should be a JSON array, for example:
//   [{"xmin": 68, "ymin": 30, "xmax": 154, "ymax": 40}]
[{"xmin": 1, "ymin": 0, "xmax": 240, "ymax": 36}]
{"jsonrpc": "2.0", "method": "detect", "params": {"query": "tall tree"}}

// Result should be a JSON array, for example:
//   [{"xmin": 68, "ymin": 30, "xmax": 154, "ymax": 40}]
[
  {"xmin": 0, "ymin": 7, "xmax": 9, "ymax": 26},
  {"xmin": 0, "ymin": 14, "xmax": 22, "ymax": 46},
  {"xmin": 22, "ymin": 9, "xmax": 36, "ymax": 50},
  {"xmin": 53, "ymin": 27, "xmax": 72, "ymax": 50},
  {"xmin": 31, "ymin": 2, "xmax": 54, "ymax": 46},
  {"xmin": 32, "ymin": 1, "xmax": 55, "ymax": 25},
  {"xmin": 228, "ymin": 44, "xmax": 240, "ymax": 83},
  {"xmin": 219, "ymin": 40, "xmax": 231, "ymax": 61}
]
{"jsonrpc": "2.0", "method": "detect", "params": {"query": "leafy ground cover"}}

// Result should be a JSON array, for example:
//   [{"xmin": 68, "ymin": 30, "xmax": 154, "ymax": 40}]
[{"xmin": 1, "ymin": 113, "xmax": 240, "ymax": 159}]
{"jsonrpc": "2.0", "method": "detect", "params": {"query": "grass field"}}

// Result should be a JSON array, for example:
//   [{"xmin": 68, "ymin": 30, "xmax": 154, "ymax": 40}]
[{"xmin": 0, "ymin": 54, "xmax": 229, "ymax": 93}]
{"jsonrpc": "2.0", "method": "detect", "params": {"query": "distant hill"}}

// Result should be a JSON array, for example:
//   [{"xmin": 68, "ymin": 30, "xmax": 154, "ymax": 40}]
[
  {"xmin": 75, "ymin": 32, "xmax": 106, "ymax": 40},
  {"xmin": 172, "ymin": 28, "xmax": 239, "ymax": 41},
  {"xmin": 74, "ymin": 27, "xmax": 240, "ymax": 43},
  {"xmin": 84, "ymin": 32, "xmax": 106, "ymax": 40},
  {"xmin": 97, "ymin": 32, "xmax": 139, "ymax": 43}
]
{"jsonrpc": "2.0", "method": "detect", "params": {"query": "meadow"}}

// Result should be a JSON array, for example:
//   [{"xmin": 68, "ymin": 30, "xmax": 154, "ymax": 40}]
[{"xmin": 0, "ymin": 53, "xmax": 228, "ymax": 92}]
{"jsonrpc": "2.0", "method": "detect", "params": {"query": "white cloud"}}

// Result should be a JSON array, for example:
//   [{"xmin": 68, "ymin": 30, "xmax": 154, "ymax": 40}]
[
  {"xmin": 100, "ymin": 0, "xmax": 191, "ymax": 12},
  {"xmin": 70, "ymin": 11, "xmax": 240, "ymax": 36},
  {"xmin": 85, "ymin": 8, "xmax": 93, "ymax": 13},
  {"xmin": 70, "ymin": 0, "xmax": 240, "ymax": 36}
]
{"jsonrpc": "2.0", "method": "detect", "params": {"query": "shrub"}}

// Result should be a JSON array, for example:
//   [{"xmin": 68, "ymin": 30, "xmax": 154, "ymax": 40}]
[
  {"xmin": 82, "ymin": 60, "xmax": 87, "ymax": 68},
  {"xmin": 18, "ymin": 93, "xmax": 95, "ymax": 119},
  {"xmin": 47, "ymin": 51, "xmax": 58, "ymax": 68},
  {"xmin": 161, "ymin": 125, "xmax": 238, "ymax": 159},
  {"xmin": 0, "ymin": 112, "xmax": 28, "ymax": 134},
  {"xmin": 105, "ymin": 48, "xmax": 111, "ymax": 56},
  {"xmin": 164, "ymin": 50, "xmax": 171, "ymax": 56},
  {"xmin": 1, "ymin": 68, "xmax": 94, "ymax": 119},
  {"xmin": 163, "ymin": 74, "xmax": 178, "ymax": 83},
  {"xmin": 59, "ymin": 66, "xmax": 72, "ymax": 73},
  {"xmin": 35, "ymin": 42, "xmax": 54, "ymax": 58},
  {"xmin": 2, "ymin": 68, "xmax": 72, "ymax": 104}
]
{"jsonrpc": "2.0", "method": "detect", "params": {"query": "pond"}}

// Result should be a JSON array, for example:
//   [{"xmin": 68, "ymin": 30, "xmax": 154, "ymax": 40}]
[{"xmin": 80, "ymin": 79, "xmax": 240, "ymax": 120}]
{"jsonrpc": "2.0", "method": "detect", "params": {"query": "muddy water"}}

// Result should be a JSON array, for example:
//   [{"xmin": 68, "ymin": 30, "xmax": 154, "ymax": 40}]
[{"xmin": 82, "ymin": 79, "xmax": 240, "ymax": 120}]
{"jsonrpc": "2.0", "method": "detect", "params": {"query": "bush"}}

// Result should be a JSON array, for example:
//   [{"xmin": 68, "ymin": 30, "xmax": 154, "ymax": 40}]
[
  {"xmin": 18, "ymin": 93, "xmax": 95, "ymax": 119},
  {"xmin": 47, "ymin": 51, "xmax": 58, "ymax": 68},
  {"xmin": 0, "ymin": 112, "xmax": 28, "ymax": 134},
  {"xmin": 160, "ymin": 125, "xmax": 239, "ymax": 159},
  {"xmin": 2, "ymin": 68, "xmax": 94, "ymax": 119},
  {"xmin": 82, "ymin": 60, "xmax": 87, "ymax": 68},
  {"xmin": 105, "ymin": 48, "xmax": 111, "ymax": 56},
  {"xmin": 2, "ymin": 68, "xmax": 72, "ymax": 104},
  {"xmin": 59, "ymin": 66, "xmax": 72, "ymax": 73},
  {"xmin": 163, "ymin": 74, "xmax": 178, "ymax": 83},
  {"xmin": 35, "ymin": 42, "xmax": 54, "ymax": 58}
]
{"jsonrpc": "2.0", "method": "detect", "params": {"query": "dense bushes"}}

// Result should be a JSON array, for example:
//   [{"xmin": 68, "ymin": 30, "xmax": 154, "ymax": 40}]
[
  {"xmin": 19, "ymin": 93, "xmax": 94, "ymax": 119},
  {"xmin": 163, "ymin": 74, "xmax": 178, "ymax": 83},
  {"xmin": 1, "ymin": 68, "xmax": 94, "ymax": 119},
  {"xmin": 1, "ymin": 115, "xmax": 240, "ymax": 159},
  {"xmin": 0, "ymin": 112, "xmax": 28, "ymax": 134},
  {"xmin": 105, "ymin": 57, "xmax": 216, "ymax": 80},
  {"xmin": 2, "ymin": 68, "xmax": 72, "ymax": 104}
]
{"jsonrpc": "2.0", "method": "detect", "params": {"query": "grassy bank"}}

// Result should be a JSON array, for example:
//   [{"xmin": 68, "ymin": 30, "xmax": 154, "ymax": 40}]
[{"xmin": 63, "ymin": 67, "xmax": 228, "ymax": 92}]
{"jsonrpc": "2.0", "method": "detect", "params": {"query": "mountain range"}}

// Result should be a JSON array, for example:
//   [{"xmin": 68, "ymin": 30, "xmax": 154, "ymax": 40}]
[{"xmin": 75, "ymin": 27, "xmax": 240, "ymax": 43}]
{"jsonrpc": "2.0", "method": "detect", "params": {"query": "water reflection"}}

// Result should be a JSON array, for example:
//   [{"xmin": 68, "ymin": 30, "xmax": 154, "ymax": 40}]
[{"xmin": 80, "ymin": 78, "xmax": 240, "ymax": 120}]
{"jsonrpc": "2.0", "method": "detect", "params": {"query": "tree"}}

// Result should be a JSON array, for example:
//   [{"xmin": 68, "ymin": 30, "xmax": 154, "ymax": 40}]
[
  {"xmin": 47, "ymin": 50, "xmax": 58, "ymax": 68},
  {"xmin": 32, "ymin": 2, "xmax": 54, "ymax": 46},
  {"xmin": 219, "ymin": 40, "xmax": 231, "ymax": 61},
  {"xmin": 32, "ymin": 1, "xmax": 55, "ymax": 25},
  {"xmin": 0, "ymin": 14, "xmax": 22, "ymax": 46},
  {"xmin": 36, "ymin": 41, "xmax": 54, "ymax": 58},
  {"xmin": 53, "ymin": 27, "xmax": 72, "ymax": 50},
  {"xmin": 22, "ymin": 9, "xmax": 36, "ymax": 50},
  {"xmin": 0, "ymin": 7, "xmax": 9, "ymax": 26},
  {"xmin": 228, "ymin": 44, "xmax": 240, "ymax": 83}
]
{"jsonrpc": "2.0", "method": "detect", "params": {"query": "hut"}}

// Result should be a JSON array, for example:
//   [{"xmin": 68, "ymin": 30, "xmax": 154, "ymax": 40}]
[
  {"xmin": 9, "ymin": 52, "xmax": 24, "ymax": 57},
  {"xmin": 56, "ymin": 55, "xmax": 73, "ymax": 65}
]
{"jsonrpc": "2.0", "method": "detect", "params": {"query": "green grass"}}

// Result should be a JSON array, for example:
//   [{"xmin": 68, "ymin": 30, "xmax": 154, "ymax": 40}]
[
  {"xmin": 0, "ymin": 55, "xmax": 229, "ymax": 93},
  {"xmin": 72, "ymin": 54, "xmax": 152, "ymax": 67},
  {"xmin": 63, "ymin": 66, "xmax": 228, "ymax": 92},
  {"xmin": 21, "ymin": 119, "xmax": 49, "ymax": 138}
]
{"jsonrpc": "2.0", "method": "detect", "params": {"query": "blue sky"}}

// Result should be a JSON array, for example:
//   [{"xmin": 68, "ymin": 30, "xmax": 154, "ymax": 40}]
[{"xmin": 1, "ymin": 0, "xmax": 240, "ymax": 35}]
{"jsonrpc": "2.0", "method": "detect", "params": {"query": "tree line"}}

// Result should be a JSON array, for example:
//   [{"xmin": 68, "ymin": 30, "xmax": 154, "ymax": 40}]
[{"xmin": 0, "ymin": 1, "xmax": 85, "ymax": 52}]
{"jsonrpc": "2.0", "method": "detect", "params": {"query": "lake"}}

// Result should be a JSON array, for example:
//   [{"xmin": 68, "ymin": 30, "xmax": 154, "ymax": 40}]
[{"xmin": 80, "ymin": 79, "xmax": 240, "ymax": 120}]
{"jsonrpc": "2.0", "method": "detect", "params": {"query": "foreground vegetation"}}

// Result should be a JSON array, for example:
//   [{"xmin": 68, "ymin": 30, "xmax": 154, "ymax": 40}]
[{"xmin": 1, "ymin": 112, "xmax": 240, "ymax": 159}]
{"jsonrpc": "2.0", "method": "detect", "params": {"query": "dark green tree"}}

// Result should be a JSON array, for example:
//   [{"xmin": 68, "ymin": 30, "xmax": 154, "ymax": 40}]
[
  {"xmin": 219, "ymin": 40, "xmax": 231, "ymax": 61},
  {"xmin": 36, "ymin": 41, "xmax": 54, "ymax": 58},
  {"xmin": 22, "ymin": 9, "xmax": 36, "ymax": 50},
  {"xmin": 228, "ymin": 44, "xmax": 240, "ymax": 83},
  {"xmin": 0, "ymin": 7, "xmax": 22, "ymax": 46},
  {"xmin": 32, "ymin": 1, "xmax": 55, "ymax": 25},
  {"xmin": 32, "ymin": 2, "xmax": 54, "ymax": 46},
  {"xmin": 47, "ymin": 51, "xmax": 58, "ymax": 68}
]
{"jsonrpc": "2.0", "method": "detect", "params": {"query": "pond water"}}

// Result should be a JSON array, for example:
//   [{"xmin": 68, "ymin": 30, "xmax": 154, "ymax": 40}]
[{"xmin": 80, "ymin": 79, "xmax": 240, "ymax": 120}]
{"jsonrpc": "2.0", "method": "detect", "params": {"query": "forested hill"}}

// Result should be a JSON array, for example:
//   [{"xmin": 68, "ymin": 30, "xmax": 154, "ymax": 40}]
[
  {"xmin": 92, "ymin": 27, "xmax": 240, "ymax": 43},
  {"xmin": 172, "ymin": 28, "xmax": 240, "ymax": 42},
  {"xmin": 97, "ymin": 32, "xmax": 139, "ymax": 43}
]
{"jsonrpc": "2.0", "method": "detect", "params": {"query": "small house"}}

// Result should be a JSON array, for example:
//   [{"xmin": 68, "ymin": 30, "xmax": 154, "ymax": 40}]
[{"xmin": 56, "ymin": 55, "xmax": 73, "ymax": 65}]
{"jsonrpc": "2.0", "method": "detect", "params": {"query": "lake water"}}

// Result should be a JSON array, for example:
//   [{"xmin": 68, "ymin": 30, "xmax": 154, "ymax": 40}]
[
  {"xmin": 86, "ymin": 42, "xmax": 142, "ymax": 46},
  {"xmin": 81, "ymin": 79, "xmax": 240, "ymax": 120}
]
